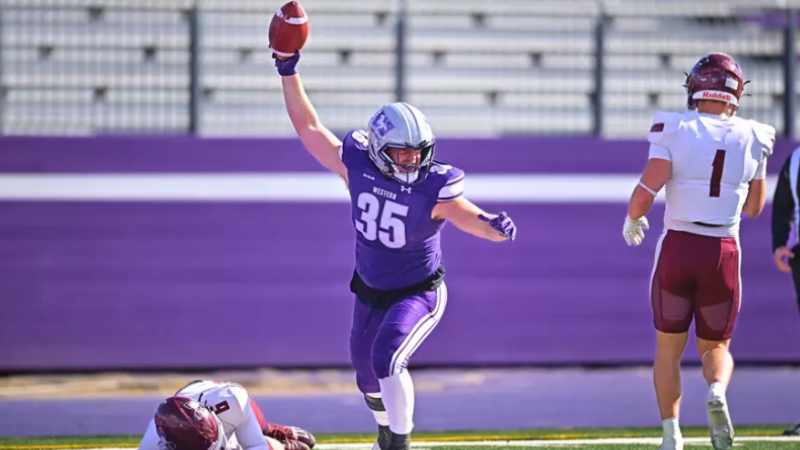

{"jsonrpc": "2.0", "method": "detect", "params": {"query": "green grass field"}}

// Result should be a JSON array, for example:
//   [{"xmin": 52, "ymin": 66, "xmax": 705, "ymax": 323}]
[{"xmin": 2, "ymin": 426, "xmax": 798, "ymax": 450}]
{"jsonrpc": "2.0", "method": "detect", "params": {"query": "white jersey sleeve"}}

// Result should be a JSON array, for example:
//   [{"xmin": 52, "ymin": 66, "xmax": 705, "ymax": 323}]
[
  {"xmin": 137, "ymin": 419, "xmax": 161, "ymax": 450},
  {"xmin": 751, "ymin": 121, "xmax": 776, "ymax": 180},
  {"xmin": 647, "ymin": 111, "xmax": 682, "ymax": 161},
  {"xmin": 234, "ymin": 398, "xmax": 271, "ymax": 450}
]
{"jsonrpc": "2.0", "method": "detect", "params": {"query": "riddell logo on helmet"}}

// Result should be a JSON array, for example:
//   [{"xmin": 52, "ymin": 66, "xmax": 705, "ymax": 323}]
[{"xmin": 702, "ymin": 91, "xmax": 732, "ymax": 102}]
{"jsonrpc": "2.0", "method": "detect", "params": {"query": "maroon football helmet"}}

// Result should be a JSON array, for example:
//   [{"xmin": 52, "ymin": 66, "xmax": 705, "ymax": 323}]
[
  {"xmin": 154, "ymin": 397, "xmax": 226, "ymax": 450},
  {"xmin": 684, "ymin": 53, "xmax": 747, "ymax": 111}
]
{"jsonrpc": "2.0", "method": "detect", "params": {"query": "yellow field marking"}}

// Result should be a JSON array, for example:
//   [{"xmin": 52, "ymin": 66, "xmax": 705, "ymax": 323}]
[{"xmin": 317, "ymin": 434, "xmax": 621, "ymax": 443}]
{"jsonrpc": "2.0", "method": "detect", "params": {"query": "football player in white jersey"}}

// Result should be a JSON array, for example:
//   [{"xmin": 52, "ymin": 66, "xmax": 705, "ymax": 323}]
[
  {"xmin": 137, "ymin": 379, "xmax": 316, "ymax": 450},
  {"xmin": 622, "ymin": 53, "xmax": 775, "ymax": 450}
]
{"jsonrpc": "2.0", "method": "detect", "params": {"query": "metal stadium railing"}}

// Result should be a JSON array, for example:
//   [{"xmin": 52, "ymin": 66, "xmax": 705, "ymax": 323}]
[{"xmin": 0, "ymin": 0, "xmax": 797, "ymax": 138}]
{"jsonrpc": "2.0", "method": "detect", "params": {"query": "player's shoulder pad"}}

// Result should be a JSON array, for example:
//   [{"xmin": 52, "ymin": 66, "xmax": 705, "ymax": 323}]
[
  {"xmin": 226, "ymin": 382, "xmax": 250, "ymax": 413},
  {"xmin": 340, "ymin": 128, "xmax": 370, "ymax": 168},
  {"xmin": 213, "ymin": 382, "xmax": 250, "ymax": 427},
  {"xmin": 426, "ymin": 161, "xmax": 465, "ymax": 202},
  {"xmin": 749, "ymin": 120, "xmax": 776, "ymax": 157},
  {"xmin": 647, "ymin": 110, "xmax": 682, "ymax": 146}
]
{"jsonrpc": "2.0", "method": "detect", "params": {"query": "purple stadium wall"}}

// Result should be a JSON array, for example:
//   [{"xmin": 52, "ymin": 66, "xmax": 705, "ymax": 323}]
[{"xmin": 0, "ymin": 136, "xmax": 798, "ymax": 371}]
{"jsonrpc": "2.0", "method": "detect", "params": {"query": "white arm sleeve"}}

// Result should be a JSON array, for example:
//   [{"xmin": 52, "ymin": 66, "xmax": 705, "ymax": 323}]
[
  {"xmin": 648, "ymin": 143, "xmax": 671, "ymax": 161},
  {"xmin": 234, "ymin": 400, "xmax": 271, "ymax": 450},
  {"xmin": 138, "ymin": 419, "xmax": 161, "ymax": 450}
]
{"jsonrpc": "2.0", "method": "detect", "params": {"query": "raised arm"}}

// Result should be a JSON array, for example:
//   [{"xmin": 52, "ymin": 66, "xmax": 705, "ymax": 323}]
[{"xmin": 275, "ymin": 53, "xmax": 348, "ymax": 182}]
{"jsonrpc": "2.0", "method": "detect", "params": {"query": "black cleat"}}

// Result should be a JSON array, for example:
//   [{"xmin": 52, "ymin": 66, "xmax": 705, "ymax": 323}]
[{"xmin": 376, "ymin": 426, "xmax": 410, "ymax": 450}]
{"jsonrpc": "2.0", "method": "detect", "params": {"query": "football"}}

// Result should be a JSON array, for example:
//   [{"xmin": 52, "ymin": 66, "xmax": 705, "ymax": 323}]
[{"xmin": 269, "ymin": 1, "xmax": 309, "ymax": 59}]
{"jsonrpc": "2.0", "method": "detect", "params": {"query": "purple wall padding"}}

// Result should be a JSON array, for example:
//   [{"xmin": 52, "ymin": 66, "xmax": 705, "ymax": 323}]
[{"xmin": 0, "ymin": 136, "xmax": 798, "ymax": 371}]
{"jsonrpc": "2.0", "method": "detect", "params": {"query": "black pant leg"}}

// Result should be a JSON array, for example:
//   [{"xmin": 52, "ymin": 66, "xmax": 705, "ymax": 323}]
[{"xmin": 789, "ymin": 244, "xmax": 800, "ymax": 314}]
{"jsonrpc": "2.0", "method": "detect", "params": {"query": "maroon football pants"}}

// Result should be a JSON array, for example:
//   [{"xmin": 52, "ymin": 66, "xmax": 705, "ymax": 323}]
[{"xmin": 651, "ymin": 230, "xmax": 740, "ymax": 341}]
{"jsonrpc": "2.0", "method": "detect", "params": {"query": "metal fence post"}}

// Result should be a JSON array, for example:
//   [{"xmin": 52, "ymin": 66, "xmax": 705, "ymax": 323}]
[
  {"xmin": 188, "ymin": 2, "xmax": 201, "ymax": 135},
  {"xmin": 394, "ymin": 0, "xmax": 407, "ymax": 103},
  {"xmin": 592, "ymin": 12, "xmax": 606, "ymax": 137},
  {"xmin": 784, "ymin": 8, "xmax": 797, "ymax": 139}
]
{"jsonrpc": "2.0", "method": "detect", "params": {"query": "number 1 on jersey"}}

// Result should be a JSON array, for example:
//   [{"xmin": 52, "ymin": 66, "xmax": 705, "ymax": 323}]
[{"xmin": 710, "ymin": 149, "xmax": 726, "ymax": 198}]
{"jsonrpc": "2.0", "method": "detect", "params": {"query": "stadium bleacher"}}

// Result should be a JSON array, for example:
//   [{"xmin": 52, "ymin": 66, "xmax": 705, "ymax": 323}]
[{"xmin": 1, "ymin": 0, "xmax": 798, "ymax": 137}]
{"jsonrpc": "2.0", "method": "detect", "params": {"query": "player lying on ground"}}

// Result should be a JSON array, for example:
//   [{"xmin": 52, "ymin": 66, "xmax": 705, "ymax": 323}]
[
  {"xmin": 623, "ymin": 53, "xmax": 775, "ymax": 450},
  {"xmin": 137, "ymin": 379, "xmax": 316, "ymax": 450},
  {"xmin": 273, "ymin": 51, "xmax": 517, "ymax": 450}
]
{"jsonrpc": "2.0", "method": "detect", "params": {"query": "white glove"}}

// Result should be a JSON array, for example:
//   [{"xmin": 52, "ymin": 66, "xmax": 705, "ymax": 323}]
[{"xmin": 623, "ymin": 215, "xmax": 649, "ymax": 246}]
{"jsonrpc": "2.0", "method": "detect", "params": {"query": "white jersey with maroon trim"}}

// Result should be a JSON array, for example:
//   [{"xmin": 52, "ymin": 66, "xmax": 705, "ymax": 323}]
[
  {"xmin": 138, "ymin": 380, "xmax": 270, "ymax": 450},
  {"xmin": 175, "ymin": 380, "xmax": 251, "ymax": 437},
  {"xmin": 647, "ymin": 110, "xmax": 775, "ymax": 237}
]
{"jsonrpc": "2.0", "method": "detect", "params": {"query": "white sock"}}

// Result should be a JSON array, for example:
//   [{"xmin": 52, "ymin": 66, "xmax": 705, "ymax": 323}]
[
  {"xmin": 365, "ymin": 393, "xmax": 390, "ymax": 426},
  {"xmin": 663, "ymin": 417, "xmax": 682, "ymax": 440},
  {"xmin": 709, "ymin": 381, "xmax": 726, "ymax": 399},
  {"xmin": 378, "ymin": 371, "xmax": 415, "ymax": 435}
]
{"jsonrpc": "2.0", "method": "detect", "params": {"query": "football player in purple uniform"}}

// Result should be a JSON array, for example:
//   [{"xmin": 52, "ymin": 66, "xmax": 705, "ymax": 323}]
[{"xmin": 273, "ymin": 52, "xmax": 517, "ymax": 450}]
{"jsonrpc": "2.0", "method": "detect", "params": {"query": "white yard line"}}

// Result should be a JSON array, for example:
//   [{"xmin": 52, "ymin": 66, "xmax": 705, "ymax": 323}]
[
  {"xmin": 313, "ymin": 437, "xmax": 800, "ymax": 448},
  {"xmin": 66, "ymin": 436, "xmax": 800, "ymax": 450}
]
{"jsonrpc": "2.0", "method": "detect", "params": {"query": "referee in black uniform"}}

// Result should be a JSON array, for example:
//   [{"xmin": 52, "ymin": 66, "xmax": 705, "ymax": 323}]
[{"xmin": 771, "ymin": 145, "xmax": 800, "ymax": 436}]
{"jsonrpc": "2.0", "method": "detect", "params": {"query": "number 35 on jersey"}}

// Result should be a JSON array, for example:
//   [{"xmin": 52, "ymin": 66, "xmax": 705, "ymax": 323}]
[{"xmin": 355, "ymin": 192, "xmax": 408, "ymax": 249}]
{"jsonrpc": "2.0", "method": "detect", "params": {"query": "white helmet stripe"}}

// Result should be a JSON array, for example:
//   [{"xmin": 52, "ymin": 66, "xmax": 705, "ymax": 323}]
[
  {"xmin": 399, "ymin": 102, "xmax": 422, "ymax": 145},
  {"xmin": 393, "ymin": 103, "xmax": 415, "ymax": 145}
]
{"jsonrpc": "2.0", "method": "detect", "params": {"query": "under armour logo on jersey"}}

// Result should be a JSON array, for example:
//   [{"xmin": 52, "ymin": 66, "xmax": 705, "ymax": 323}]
[
  {"xmin": 401, "ymin": 186, "xmax": 412, "ymax": 193},
  {"xmin": 371, "ymin": 111, "xmax": 395, "ymax": 138}
]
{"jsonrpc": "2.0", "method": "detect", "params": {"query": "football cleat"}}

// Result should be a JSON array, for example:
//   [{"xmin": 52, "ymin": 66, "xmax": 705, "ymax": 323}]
[
  {"xmin": 706, "ymin": 390, "xmax": 734, "ymax": 450},
  {"xmin": 782, "ymin": 423, "xmax": 800, "ymax": 436},
  {"xmin": 372, "ymin": 426, "xmax": 409, "ymax": 450}
]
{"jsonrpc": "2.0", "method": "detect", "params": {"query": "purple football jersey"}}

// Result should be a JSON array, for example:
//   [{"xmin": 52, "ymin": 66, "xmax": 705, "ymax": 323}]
[{"xmin": 340, "ymin": 129, "xmax": 465, "ymax": 291}]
